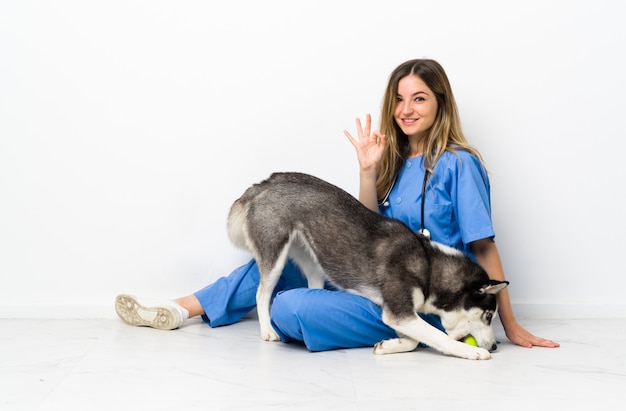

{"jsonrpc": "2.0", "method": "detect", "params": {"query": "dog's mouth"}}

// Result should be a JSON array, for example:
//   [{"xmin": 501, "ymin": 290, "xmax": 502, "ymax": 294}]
[
  {"xmin": 459, "ymin": 335, "xmax": 478, "ymax": 346},
  {"xmin": 458, "ymin": 335, "xmax": 498, "ymax": 352}
]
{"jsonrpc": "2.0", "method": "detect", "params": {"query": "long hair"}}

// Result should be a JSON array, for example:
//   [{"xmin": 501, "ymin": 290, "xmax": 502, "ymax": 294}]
[{"xmin": 376, "ymin": 59, "xmax": 484, "ymax": 201}]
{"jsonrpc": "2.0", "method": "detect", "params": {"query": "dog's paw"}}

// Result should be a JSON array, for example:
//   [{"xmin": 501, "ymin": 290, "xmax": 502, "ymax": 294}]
[
  {"xmin": 260, "ymin": 327, "xmax": 281, "ymax": 342},
  {"xmin": 463, "ymin": 345, "xmax": 492, "ymax": 360},
  {"xmin": 373, "ymin": 338, "xmax": 419, "ymax": 355}
]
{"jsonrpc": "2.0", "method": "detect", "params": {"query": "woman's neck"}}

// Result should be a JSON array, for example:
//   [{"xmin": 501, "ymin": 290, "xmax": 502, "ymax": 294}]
[{"xmin": 408, "ymin": 138, "xmax": 426, "ymax": 158}]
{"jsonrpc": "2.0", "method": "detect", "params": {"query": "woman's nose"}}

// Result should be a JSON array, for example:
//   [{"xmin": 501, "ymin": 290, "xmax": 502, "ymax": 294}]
[{"xmin": 400, "ymin": 101, "xmax": 413, "ymax": 114}]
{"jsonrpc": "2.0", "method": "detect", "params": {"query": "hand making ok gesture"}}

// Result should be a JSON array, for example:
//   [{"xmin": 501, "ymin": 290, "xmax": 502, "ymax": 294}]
[{"xmin": 344, "ymin": 114, "xmax": 387, "ymax": 173}]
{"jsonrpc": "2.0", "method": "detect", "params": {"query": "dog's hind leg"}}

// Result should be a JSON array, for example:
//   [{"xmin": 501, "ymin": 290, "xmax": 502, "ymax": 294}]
[
  {"xmin": 373, "ymin": 336, "xmax": 419, "ymax": 355},
  {"xmin": 288, "ymin": 240, "xmax": 325, "ymax": 289},
  {"xmin": 255, "ymin": 248, "xmax": 291, "ymax": 342}
]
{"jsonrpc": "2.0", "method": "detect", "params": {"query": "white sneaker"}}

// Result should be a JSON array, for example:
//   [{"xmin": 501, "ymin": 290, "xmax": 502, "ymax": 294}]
[{"xmin": 115, "ymin": 294, "xmax": 189, "ymax": 330}]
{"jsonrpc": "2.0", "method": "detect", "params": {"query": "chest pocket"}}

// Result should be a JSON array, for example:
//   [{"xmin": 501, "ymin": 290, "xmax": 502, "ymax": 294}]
[{"xmin": 420, "ymin": 179, "xmax": 459, "ymax": 247}]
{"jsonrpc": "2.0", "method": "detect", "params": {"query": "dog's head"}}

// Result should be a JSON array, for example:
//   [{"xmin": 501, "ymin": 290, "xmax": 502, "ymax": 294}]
[{"xmin": 438, "ymin": 280, "xmax": 508, "ymax": 352}]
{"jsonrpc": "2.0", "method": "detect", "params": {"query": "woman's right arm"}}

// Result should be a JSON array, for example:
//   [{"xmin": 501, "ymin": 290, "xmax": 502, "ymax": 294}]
[
  {"xmin": 344, "ymin": 114, "xmax": 386, "ymax": 213},
  {"xmin": 357, "ymin": 169, "xmax": 379, "ymax": 212}
]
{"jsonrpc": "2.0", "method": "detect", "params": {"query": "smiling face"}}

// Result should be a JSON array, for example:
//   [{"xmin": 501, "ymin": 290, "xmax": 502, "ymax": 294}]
[{"xmin": 394, "ymin": 74, "xmax": 439, "ymax": 145}]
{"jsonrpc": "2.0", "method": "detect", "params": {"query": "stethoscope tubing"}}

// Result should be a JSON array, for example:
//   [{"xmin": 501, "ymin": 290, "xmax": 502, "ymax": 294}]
[{"xmin": 379, "ymin": 165, "xmax": 431, "ymax": 240}]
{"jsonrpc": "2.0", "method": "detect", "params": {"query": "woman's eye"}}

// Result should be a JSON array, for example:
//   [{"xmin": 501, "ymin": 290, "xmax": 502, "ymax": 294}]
[{"xmin": 415, "ymin": 97, "xmax": 425, "ymax": 102}]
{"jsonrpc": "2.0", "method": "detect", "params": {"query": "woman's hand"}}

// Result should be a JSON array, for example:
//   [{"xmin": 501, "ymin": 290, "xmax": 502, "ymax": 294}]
[
  {"xmin": 471, "ymin": 238, "xmax": 560, "ymax": 349},
  {"xmin": 344, "ymin": 114, "xmax": 386, "ymax": 172},
  {"xmin": 503, "ymin": 318, "xmax": 560, "ymax": 348}
]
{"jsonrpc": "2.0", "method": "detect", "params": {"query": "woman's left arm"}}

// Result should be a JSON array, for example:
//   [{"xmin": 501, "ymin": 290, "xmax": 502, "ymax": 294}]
[{"xmin": 470, "ymin": 238, "xmax": 560, "ymax": 348}]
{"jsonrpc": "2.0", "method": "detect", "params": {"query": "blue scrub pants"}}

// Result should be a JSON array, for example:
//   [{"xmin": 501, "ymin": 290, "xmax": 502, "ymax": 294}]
[{"xmin": 194, "ymin": 259, "xmax": 444, "ymax": 351}]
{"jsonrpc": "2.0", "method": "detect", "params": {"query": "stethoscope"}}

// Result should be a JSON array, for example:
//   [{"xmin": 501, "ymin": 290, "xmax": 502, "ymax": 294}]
[{"xmin": 379, "ymin": 167, "xmax": 432, "ymax": 240}]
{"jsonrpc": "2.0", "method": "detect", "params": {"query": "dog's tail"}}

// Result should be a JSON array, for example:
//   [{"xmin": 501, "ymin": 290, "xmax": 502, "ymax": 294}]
[
  {"xmin": 227, "ymin": 179, "xmax": 271, "ymax": 251},
  {"xmin": 226, "ymin": 172, "xmax": 307, "ymax": 251},
  {"xmin": 227, "ymin": 195, "xmax": 251, "ymax": 251}
]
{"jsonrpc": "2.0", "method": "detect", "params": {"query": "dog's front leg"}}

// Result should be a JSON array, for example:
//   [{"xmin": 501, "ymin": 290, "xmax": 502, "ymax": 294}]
[{"xmin": 382, "ymin": 310, "xmax": 491, "ymax": 360}]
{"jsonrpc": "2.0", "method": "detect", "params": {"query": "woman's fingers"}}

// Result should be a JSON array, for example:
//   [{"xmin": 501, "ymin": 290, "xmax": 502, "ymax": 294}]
[{"xmin": 364, "ymin": 113, "xmax": 371, "ymax": 139}]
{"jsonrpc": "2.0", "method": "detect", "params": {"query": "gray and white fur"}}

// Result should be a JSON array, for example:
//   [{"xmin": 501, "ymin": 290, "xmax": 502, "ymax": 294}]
[{"xmin": 227, "ymin": 172, "xmax": 508, "ymax": 360}]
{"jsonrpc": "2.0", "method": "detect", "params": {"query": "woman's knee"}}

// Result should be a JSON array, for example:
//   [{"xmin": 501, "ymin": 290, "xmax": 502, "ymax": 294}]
[
  {"xmin": 270, "ymin": 290, "xmax": 308, "ymax": 342},
  {"xmin": 271, "ymin": 290, "xmax": 296, "ymax": 318}
]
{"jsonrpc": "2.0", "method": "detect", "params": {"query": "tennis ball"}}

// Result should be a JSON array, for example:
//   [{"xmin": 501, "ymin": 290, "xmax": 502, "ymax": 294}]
[{"xmin": 463, "ymin": 335, "xmax": 478, "ymax": 346}]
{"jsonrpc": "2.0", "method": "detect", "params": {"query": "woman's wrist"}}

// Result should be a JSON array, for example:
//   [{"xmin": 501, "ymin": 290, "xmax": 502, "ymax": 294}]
[{"xmin": 359, "ymin": 167, "xmax": 377, "ymax": 181}]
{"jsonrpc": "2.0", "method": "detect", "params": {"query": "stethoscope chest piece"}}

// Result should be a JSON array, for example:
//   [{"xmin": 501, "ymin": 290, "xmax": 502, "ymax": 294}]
[{"xmin": 418, "ymin": 228, "xmax": 431, "ymax": 240}]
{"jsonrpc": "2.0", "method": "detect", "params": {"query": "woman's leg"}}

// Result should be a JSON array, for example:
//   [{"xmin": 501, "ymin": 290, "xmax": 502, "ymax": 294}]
[
  {"xmin": 269, "ymin": 288, "xmax": 395, "ymax": 351},
  {"xmin": 116, "ymin": 259, "xmax": 307, "ymax": 330},
  {"xmin": 175, "ymin": 294, "xmax": 204, "ymax": 318},
  {"xmin": 270, "ymin": 288, "xmax": 445, "ymax": 351},
  {"xmin": 193, "ymin": 258, "xmax": 307, "ymax": 327}
]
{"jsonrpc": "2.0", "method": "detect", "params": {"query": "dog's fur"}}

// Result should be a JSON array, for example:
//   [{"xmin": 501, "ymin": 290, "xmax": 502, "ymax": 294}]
[{"xmin": 227, "ymin": 172, "xmax": 508, "ymax": 360}]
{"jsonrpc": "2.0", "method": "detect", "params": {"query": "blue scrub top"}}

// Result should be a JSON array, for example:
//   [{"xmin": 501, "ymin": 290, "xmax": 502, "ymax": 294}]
[{"xmin": 379, "ymin": 150, "xmax": 495, "ymax": 261}]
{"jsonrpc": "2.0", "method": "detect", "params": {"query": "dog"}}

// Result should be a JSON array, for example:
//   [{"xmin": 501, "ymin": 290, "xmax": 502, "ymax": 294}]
[{"xmin": 227, "ymin": 172, "xmax": 508, "ymax": 360}]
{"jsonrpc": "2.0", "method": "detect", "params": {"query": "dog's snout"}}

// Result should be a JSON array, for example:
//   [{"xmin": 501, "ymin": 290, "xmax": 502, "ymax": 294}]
[{"xmin": 489, "ymin": 343, "xmax": 498, "ymax": 352}]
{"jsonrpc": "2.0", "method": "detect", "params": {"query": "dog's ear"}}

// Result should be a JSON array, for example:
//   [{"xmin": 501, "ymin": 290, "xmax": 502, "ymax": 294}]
[{"xmin": 477, "ymin": 280, "xmax": 509, "ymax": 295}]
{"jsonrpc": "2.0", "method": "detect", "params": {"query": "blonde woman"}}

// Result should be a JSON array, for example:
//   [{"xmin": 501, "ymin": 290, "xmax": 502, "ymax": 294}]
[{"xmin": 116, "ymin": 59, "xmax": 559, "ymax": 351}]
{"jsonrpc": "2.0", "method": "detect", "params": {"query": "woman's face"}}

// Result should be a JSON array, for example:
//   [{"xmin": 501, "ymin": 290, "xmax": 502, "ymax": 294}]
[{"xmin": 394, "ymin": 74, "xmax": 438, "ymax": 140}]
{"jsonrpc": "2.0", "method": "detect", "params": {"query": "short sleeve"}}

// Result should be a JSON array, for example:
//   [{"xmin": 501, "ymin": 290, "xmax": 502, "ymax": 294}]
[{"xmin": 449, "ymin": 151, "xmax": 495, "ymax": 245}]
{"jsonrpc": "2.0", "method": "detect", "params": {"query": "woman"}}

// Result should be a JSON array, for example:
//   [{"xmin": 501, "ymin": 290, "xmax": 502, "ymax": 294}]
[{"xmin": 116, "ymin": 59, "xmax": 559, "ymax": 351}]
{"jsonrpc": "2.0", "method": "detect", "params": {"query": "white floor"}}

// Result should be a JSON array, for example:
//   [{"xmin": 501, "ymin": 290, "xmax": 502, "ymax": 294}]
[{"xmin": 2, "ymin": 316, "xmax": 625, "ymax": 411}]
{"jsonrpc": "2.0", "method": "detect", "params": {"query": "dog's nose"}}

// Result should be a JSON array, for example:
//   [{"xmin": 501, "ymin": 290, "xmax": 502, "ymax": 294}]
[{"xmin": 490, "ymin": 343, "xmax": 498, "ymax": 352}]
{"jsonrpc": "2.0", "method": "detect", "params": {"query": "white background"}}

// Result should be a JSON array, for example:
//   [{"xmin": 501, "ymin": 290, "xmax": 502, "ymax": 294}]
[{"xmin": 1, "ymin": 0, "xmax": 624, "ymax": 318}]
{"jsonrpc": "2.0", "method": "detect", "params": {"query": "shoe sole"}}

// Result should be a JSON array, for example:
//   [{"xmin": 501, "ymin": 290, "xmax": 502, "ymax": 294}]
[{"xmin": 115, "ymin": 294, "xmax": 180, "ymax": 330}]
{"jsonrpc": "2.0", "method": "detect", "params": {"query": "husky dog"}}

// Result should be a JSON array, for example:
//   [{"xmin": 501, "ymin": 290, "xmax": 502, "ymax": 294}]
[{"xmin": 227, "ymin": 172, "xmax": 508, "ymax": 360}]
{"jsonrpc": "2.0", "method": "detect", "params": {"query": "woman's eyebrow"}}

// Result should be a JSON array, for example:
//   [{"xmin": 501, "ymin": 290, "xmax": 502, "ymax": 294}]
[{"xmin": 397, "ymin": 91, "xmax": 429, "ymax": 97}]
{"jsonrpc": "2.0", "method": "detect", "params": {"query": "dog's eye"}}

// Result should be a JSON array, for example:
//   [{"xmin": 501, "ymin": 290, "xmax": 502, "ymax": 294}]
[{"xmin": 485, "ymin": 312, "xmax": 493, "ymax": 323}]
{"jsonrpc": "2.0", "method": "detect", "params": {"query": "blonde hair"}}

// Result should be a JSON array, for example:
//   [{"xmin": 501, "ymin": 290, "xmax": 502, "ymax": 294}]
[{"xmin": 376, "ymin": 59, "xmax": 484, "ymax": 201}]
